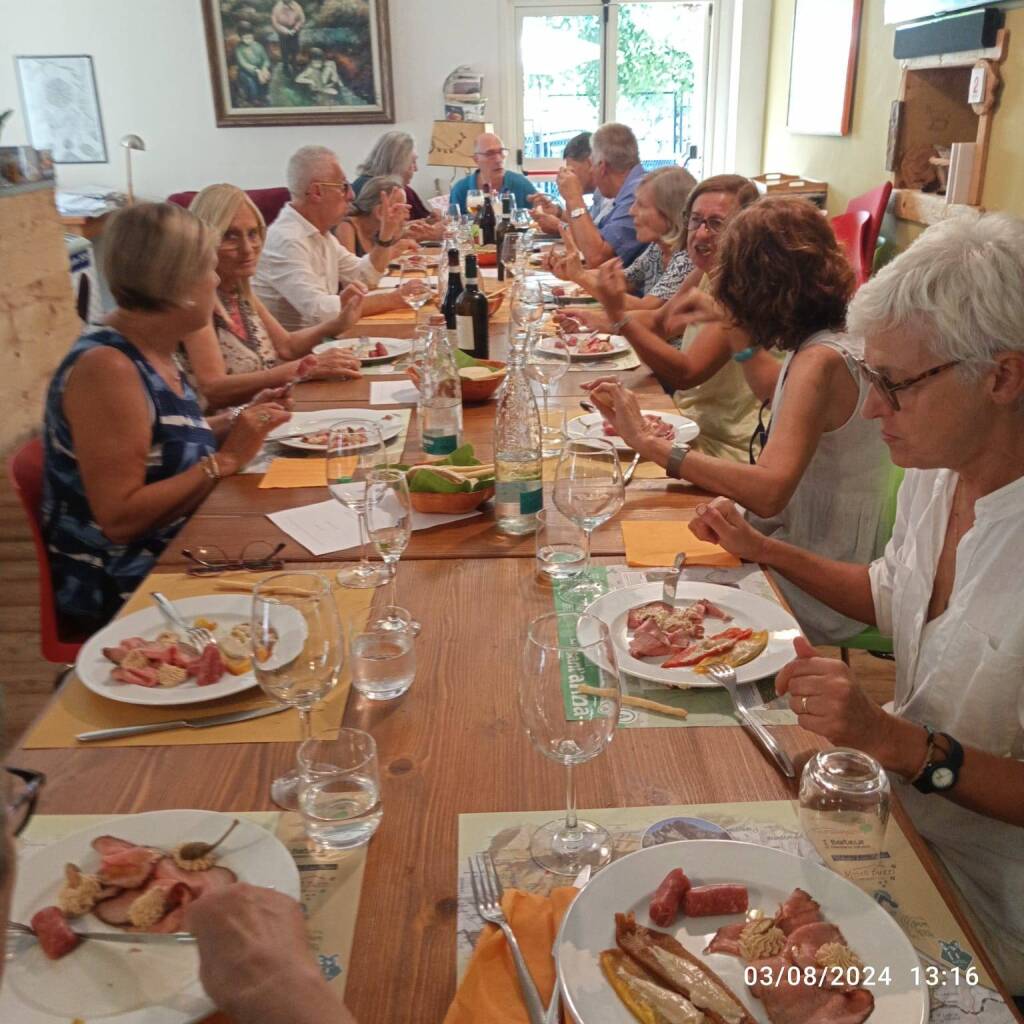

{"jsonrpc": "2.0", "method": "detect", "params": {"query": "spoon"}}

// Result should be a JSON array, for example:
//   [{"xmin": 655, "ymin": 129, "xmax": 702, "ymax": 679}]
[{"xmin": 177, "ymin": 819, "xmax": 239, "ymax": 864}]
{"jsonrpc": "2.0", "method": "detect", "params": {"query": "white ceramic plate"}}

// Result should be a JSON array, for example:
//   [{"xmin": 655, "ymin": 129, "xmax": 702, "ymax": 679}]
[
  {"xmin": 267, "ymin": 408, "xmax": 404, "ymax": 452},
  {"xmin": 2, "ymin": 810, "xmax": 300, "ymax": 1024},
  {"xmin": 75, "ymin": 594, "xmax": 303, "ymax": 707},
  {"xmin": 312, "ymin": 336, "xmax": 412, "ymax": 365},
  {"xmin": 580, "ymin": 581, "xmax": 801, "ymax": 688},
  {"xmin": 567, "ymin": 411, "xmax": 700, "ymax": 452},
  {"xmin": 536, "ymin": 335, "xmax": 631, "ymax": 361},
  {"xmin": 557, "ymin": 840, "xmax": 928, "ymax": 1024}
]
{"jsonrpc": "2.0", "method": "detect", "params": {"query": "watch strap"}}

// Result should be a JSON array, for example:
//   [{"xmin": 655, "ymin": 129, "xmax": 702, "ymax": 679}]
[
  {"xmin": 570, "ymin": 207, "xmax": 587, "ymax": 220},
  {"xmin": 912, "ymin": 730, "xmax": 964, "ymax": 793},
  {"xmin": 666, "ymin": 442, "xmax": 691, "ymax": 480}
]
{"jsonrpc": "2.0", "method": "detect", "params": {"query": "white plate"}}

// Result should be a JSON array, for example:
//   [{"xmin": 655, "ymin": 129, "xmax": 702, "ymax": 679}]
[
  {"xmin": 75, "ymin": 594, "xmax": 302, "ymax": 707},
  {"xmin": 536, "ymin": 335, "xmax": 631, "ymax": 361},
  {"xmin": 580, "ymin": 581, "xmax": 801, "ymax": 688},
  {"xmin": 567, "ymin": 411, "xmax": 700, "ymax": 452},
  {"xmin": 557, "ymin": 840, "xmax": 927, "ymax": 1024},
  {"xmin": 312, "ymin": 336, "xmax": 412, "ymax": 365},
  {"xmin": 268, "ymin": 408, "xmax": 404, "ymax": 452},
  {"xmin": 2, "ymin": 810, "xmax": 300, "ymax": 1024}
]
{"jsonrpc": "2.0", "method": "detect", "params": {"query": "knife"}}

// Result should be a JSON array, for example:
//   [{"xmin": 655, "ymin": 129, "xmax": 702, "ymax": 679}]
[
  {"xmin": 545, "ymin": 865, "xmax": 592, "ymax": 1024},
  {"xmin": 76, "ymin": 704, "xmax": 288, "ymax": 743},
  {"xmin": 661, "ymin": 551, "xmax": 688, "ymax": 605}
]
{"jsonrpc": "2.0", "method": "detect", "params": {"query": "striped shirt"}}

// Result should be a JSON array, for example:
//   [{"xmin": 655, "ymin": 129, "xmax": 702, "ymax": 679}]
[{"xmin": 42, "ymin": 328, "xmax": 215, "ymax": 624}]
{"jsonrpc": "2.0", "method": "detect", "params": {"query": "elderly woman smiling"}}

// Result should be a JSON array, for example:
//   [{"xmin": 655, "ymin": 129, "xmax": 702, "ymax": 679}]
[
  {"xmin": 181, "ymin": 184, "xmax": 364, "ymax": 411},
  {"xmin": 688, "ymin": 212, "xmax": 1024, "ymax": 992}
]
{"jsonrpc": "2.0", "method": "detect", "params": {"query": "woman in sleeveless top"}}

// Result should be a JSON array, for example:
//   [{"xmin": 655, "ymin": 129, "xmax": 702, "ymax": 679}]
[
  {"xmin": 42, "ymin": 203, "xmax": 291, "ymax": 629},
  {"xmin": 182, "ymin": 184, "xmax": 364, "ymax": 412},
  {"xmin": 333, "ymin": 175, "xmax": 418, "ymax": 263},
  {"xmin": 590, "ymin": 197, "xmax": 890, "ymax": 643}
]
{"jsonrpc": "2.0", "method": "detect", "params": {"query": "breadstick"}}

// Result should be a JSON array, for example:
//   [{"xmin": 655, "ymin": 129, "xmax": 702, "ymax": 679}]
[
  {"xmin": 578, "ymin": 684, "xmax": 689, "ymax": 719},
  {"xmin": 212, "ymin": 580, "xmax": 312, "ymax": 597}
]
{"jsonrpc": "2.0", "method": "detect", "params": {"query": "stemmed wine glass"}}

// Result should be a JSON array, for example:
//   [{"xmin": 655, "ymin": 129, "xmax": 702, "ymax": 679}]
[
  {"xmin": 500, "ymin": 232, "xmax": 521, "ymax": 281},
  {"xmin": 519, "ymin": 612, "xmax": 621, "ymax": 874},
  {"xmin": 364, "ymin": 467, "xmax": 421, "ymax": 636},
  {"xmin": 526, "ymin": 329, "xmax": 570, "ymax": 456},
  {"xmin": 466, "ymin": 189, "xmax": 484, "ymax": 218},
  {"xmin": 326, "ymin": 418, "xmax": 389, "ymax": 589},
  {"xmin": 511, "ymin": 278, "xmax": 545, "ymax": 334},
  {"xmin": 399, "ymin": 259, "xmax": 432, "ymax": 323},
  {"xmin": 251, "ymin": 571, "xmax": 344, "ymax": 809},
  {"xmin": 553, "ymin": 438, "xmax": 625, "ymax": 607}
]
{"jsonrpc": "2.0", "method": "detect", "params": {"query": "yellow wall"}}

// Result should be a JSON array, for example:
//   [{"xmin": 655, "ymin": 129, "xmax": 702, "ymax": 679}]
[{"xmin": 762, "ymin": 1, "xmax": 1024, "ymax": 241}]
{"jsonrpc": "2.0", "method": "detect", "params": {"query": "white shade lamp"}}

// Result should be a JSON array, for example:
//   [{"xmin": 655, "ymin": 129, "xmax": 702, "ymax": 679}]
[{"xmin": 120, "ymin": 133, "xmax": 146, "ymax": 203}]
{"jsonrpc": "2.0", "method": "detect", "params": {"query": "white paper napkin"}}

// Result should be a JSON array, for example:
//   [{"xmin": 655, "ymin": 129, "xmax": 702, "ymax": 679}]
[{"xmin": 371, "ymin": 380, "xmax": 420, "ymax": 406}]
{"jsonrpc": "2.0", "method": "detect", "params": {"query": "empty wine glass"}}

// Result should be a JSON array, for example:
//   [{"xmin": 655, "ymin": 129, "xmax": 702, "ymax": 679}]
[
  {"xmin": 399, "ymin": 260, "xmax": 432, "ymax": 323},
  {"xmin": 520, "ymin": 612, "xmax": 621, "ymax": 874},
  {"xmin": 500, "ymin": 232, "xmax": 521, "ymax": 281},
  {"xmin": 526, "ymin": 329, "xmax": 570, "ymax": 456},
  {"xmin": 511, "ymin": 279, "xmax": 545, "ymax": 333},
  {"xmin": 553, "ymin": 438, "xmax": 625, "ymax": 607},
  {"xmin": 364, "ymin": 467, "xmax": 421, "ymax": 636},
  {"xmin": 326, "ymin": 418, "xmax": 389, "ymax": 589},
  {"xmin": 443, "ymin": 203, "xmax": 461, "ymax": 236},
  {"xmin": 251, "ymin": 572, "xmax": 344, "ymax": 809}
]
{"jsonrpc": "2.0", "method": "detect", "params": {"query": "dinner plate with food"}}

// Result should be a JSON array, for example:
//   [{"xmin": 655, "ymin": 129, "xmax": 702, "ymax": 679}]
[
  {"xmin": 267, "ymin": 409, "xmax": 404, "ymax": 452},
  {"xmin": 567, "ymin": 411, "xmax": 700, "ymax": 452},
  {"xmin": 549, "ymin": 282, "xmax": 600, "ymax": 305},
  {"xmin": 580, "ymin": 582, "xmax": 801, "ymax": 688},
  {"xmin": 312, "ymin": 336, "xmax": 412, "ymax": 365},
  {"xmin": 556, "ymin": 840, "xmax": 927, "ymax": 1024},
  {"xmin": 1, "ymin": 809, "xmax": 300, "ymax": 1024},
  {"xmin": 537, "ymin": 333, "xmax": 632, "ymax": 360},
  {"xmin": 75, "ymin": 595, "xmax": 304, "ymax": 707}
]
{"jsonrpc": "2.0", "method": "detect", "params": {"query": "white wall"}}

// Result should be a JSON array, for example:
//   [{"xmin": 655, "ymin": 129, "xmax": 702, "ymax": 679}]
[{"xmin": 0, "ymin": 0, "xmax": 503, "ymax": 201}]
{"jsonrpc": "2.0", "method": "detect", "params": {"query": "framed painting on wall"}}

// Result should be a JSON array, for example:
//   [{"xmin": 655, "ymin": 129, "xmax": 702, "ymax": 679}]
[
  {"xmin": 787, "ymin": 0, "xmax": 863, "ymax": 136},
  {"xmin": 201, "ymin": 0, "xmax": 395, "ymax": 127}
]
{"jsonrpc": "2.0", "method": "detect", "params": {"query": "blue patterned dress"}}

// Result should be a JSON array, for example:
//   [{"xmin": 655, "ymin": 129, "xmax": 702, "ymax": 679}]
[{"xmin": 42, "ymin": 328, "xmax": 216, "ymax": 625}]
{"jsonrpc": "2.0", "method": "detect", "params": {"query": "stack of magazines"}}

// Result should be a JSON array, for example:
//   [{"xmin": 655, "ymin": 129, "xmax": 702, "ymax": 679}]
[{"xmin": 443, "ymin": 66, "xmax": 485, "ymax": 122}]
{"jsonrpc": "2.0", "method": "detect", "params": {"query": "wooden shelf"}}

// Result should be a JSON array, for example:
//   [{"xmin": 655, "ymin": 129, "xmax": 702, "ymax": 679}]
[{"xmin": 892, "ymin": 188, "xmax": 978, "ymax": 226}]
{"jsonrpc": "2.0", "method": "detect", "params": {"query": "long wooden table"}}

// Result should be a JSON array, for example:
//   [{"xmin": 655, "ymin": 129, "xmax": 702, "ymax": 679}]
[{"xmin": 14, "ymin": 317, "xmax": 1021, "ymax": 1022}]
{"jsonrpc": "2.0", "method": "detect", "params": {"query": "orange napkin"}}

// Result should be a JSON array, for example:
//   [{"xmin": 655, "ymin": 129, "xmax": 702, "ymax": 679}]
[
  {"xmin": 621, "ymin": 520, "xmax": 741, "ymax": 568},
  {"xmin": 258, "ymin": 457, "xmax": 355, "ymax": 488},
  {"xmin": 444, "ymin": 887, "xmax": 579, "ymax": 1024}
]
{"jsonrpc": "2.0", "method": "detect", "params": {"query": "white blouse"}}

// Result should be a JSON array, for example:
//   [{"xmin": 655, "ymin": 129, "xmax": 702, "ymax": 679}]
[{"xmin": 869, "ymin": 467, "xmax": 1024, "ymax": 991}]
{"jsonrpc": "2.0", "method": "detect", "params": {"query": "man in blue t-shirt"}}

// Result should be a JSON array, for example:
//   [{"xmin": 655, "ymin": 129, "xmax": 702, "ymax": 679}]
[{"xmin": 448, "ymin": 132, "xmax": 536, "ymax": 214}]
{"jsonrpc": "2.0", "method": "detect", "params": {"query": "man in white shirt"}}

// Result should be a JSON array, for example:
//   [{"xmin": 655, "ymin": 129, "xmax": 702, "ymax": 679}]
[{"xmin": 254, "ymin": 144, "xmax": 414, "ymax": 330}]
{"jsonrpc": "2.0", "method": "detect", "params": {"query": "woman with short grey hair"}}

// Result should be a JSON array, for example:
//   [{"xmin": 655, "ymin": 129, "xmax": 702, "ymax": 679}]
[
  {"xmin": 688, "ymin": 211, "xmax": 1024, "ymax": 992},
  {"xmin": 352, "ymin": 131, "xmax": 441, "ymax": 238},
  {"xmin": 334, "ymin": 174, "xmax": 410, "ymax": 258}
]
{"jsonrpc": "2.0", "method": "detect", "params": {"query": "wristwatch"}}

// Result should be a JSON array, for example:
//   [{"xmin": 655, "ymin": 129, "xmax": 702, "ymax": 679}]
[
  {"xmin": 570, "ymin": 207, "xmax": 587, "ymax": 220},
  {"xmin": 666, "ymin": 442, "xmax": 691, "ymax": 480},
  {"xmin": 373, "ymin": 232, "xmax": 397, "ymax": 247},
  {"xmin": 912, "ymin": 729, "xmax": 963, "ymax": 794}
]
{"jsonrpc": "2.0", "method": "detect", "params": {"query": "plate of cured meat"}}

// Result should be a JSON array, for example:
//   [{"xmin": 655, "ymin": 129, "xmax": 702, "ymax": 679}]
[
  {"xmin": 536, "ymin": 333, "xmax": 631, "ymax": 359},
  {"xmin": 567, "ymin": 411, "xmax": 699, "ymax": 452},
  {"xmin": 1, "ymin": 809, "xmax": 300, "ymax": 1024},
  {"xmin": 580, "ymin": 582, "xmax": 801, "ymax": 688},
  {"xmin": 556, "ymin": 840, "xmax": 927, "ymax": 1024},
  {"xmin": 313, "ymin": 335, "xmax": 412, "ymax": 365},
  {"xmin": 267, "ymin": 408, "xmax": 404, "ymax": 452}
]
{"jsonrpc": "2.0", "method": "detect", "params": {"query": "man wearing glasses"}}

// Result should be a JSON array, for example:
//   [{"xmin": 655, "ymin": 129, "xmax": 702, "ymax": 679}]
[
  {"xmin": 448, "ymin": 132, "xmax": 536, "ymax": 215},
  {"xmin": 254, "ymin": 145, "xmax": 418, "ymax": 331}
]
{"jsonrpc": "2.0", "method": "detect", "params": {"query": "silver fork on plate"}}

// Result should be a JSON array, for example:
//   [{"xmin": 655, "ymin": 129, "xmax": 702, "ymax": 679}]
[
  {"xmin": 151, "ymin": 592, "xmax": 217, "ymax": 653},
  {"xmin": 705, "ymin": 664, "xmax": 795, "ymax": 778},
  {"xmin": 469, "ymin": 853, "xmax": 546, "ymax": 1024}
]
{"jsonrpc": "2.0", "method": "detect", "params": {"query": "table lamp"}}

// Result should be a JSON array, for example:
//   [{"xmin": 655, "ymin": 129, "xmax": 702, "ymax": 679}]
[{"xmin": 120, "ymin": 134, "xmax": 146, "ymax": 203}]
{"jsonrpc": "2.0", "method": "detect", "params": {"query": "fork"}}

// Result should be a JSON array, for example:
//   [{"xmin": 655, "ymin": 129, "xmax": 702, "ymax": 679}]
[
  {"xmin": 469, "ymin": 853, "xmax": 546, "ymax": 1024},
  {"xmin": 705, "ymin": 664, "xmax": 796, "ymax": 778},
  {"xmin": 151, "ymin": 592, "xmax": 217, "ymax": 653}
]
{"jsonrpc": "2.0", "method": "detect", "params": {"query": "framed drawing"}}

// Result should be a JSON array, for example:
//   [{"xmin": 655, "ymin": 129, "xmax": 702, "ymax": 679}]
[
  {"xmin": 14, "ymin": 55, "xmax": 108, "ymax": 163},
  {"xmin": 201, "ymin": 0, "xmax": 394, "ymax": 127},
  {"xmin": 787, "ymin": 0, "xmax": 863, "ymax": 136}
]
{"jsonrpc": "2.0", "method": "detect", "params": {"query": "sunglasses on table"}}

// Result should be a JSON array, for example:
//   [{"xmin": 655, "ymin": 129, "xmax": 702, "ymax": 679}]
[
  {"xmin": 182, "ymin": 541, "xmax": 286, "ymax": 576},
  {"xmin": 5, "ymin": 767, "xmax": 45, "ymax": 837},
  {"xmin": 854, "ymin": 357, "xmax": 962, "ymax": 412}
]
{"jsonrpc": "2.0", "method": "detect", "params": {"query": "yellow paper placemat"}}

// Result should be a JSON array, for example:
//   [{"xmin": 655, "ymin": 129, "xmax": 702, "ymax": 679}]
[
  {"xmin": 259, "ymin": 457, "xmax": 356, "ymax": 489},
  {"xmin": 621, "ymin": 520, "xmax": 741, "ymax": 567},
  {"xmin": 23, "ymin": 571, "xmax": 374, "ymax": 749}
]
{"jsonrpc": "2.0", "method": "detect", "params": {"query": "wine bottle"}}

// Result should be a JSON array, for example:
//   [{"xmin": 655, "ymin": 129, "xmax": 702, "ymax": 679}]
[
  {"xmin": 495, "ymin": 196, "xmax": 513, "ymax": 281},
  {"xmin": 440, "ymin": 248, "xmax": 463, "ymax": 343},
  {"xmin": 455, "ymin": 254, "xmax": 490, "ymax": 359},
  {"xmin": 478, "ymin": 183, "xmax": 497, "ymax": 246}
]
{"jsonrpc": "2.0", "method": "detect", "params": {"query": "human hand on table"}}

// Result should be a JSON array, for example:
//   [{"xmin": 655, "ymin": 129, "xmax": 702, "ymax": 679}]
[
  {"xmin": 689, "ymin": 496, "xmax": 767, "ymax": 562},
  {"xmin": 531, "ymin": 208, "xmax": 564, "ymax": 236},
  {"xmin": 555, "ymin": 307, "xmax": 603, "ymax": 332},
  {"xmin": 248, "ymin": 385, "xmax": 295, "ymax": 410},
  {"xmin": 306, "ymin": 349, "xmax": 363, "ymax": 381},
  {"xmin": 586, "ymin": 380, "xmax": 647, "ymax": 450},
  {"xmin": 405, "ymin": 219, "xmax": 444, "ymax": 242},
  {"xmin": 217, "ymin": 404, "xmax": 291, "ymax": 475}
]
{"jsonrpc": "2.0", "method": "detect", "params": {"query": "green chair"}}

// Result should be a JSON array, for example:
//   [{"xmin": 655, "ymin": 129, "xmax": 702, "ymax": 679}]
[{"xmin": 838, "ymin": 463, "xmax": 905, "ymax": 664}]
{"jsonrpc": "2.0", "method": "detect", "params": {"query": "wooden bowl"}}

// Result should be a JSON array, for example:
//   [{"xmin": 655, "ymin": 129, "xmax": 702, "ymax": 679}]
[
  {"xmin": 409, "ymin": 487, "xmax": 494, "ymax": 514},
  {"xmin": 460, "ymin": 359, "xmax": 507, "ymax": 402},
  {"xmin": 486, "ymin": 291, "xmax": 505, "ymax": 318}
]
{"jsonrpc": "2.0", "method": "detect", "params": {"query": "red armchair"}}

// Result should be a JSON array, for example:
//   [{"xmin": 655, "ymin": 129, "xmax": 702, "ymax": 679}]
[{"xmin": 167, "ymin": 186, "xmax": 290, "ymax": 226}]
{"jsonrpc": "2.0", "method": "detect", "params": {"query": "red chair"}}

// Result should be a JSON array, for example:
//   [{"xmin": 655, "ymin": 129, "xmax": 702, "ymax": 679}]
[
  {"xmin": 831, "ymin": 210, "xmax": 870, "ymax": 286},
  {"xmin": 167, "ymin": 187, "xmax": 290, "ymax": 226},
  {"xmin": 6, "ymin": 437, "xmax": 85, "ymax": 670},
  {"xmin": 845, "ymin": 182, "xmax": 893, "ymax": 278}
]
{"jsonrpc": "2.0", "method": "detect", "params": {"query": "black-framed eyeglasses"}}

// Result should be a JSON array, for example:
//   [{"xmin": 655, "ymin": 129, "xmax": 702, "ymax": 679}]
[
  {"xmin": 749, "ymin": 399, "xmax": 771, "ymax": 465},
  {"xmin": 855, "ymin": 357, "xmax": 962, "ymax": 412},
  {"xmin": 688, "ymin": 214, "xmax": 727, "ymax": 235},
  {"xmin": 182, "ymin": 541, "xmax": 286, "ymax": 576},
  {"xmin": 5, "ymin": 767, "xmax": 45, "ymax": 837}
]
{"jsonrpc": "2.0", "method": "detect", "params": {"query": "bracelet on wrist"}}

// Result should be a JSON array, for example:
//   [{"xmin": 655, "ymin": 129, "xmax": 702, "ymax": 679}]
[
  {"xmin": 609, "ymin": 313, "xmax": 631, "ymax": 334},
  {"xmin": 733, "ymin": 346, "xmax": 758, "ymax": 363},
  {"xmin": 199, "ymin": 453, "xmax": 221, "ymax": 482},
  {"xmin": 228, "ymin": 405, "xmax": 245, "ymax": 425},
  {"xmin": 373, "ymin": 232, "xmax": 397, "ymax": 247}
]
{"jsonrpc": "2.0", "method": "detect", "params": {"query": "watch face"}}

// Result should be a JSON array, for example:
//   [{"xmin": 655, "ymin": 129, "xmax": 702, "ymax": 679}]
[{"xmin": 932, "ymin": 766, "xmax": 955, "ymax": 789}]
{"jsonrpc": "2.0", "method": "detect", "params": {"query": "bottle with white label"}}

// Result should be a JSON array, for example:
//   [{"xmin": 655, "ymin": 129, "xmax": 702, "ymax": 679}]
[
  {"xmin": 455, "ymin": 254, "xmax": 490, "ymax": 359},
  {"xmin": 418, "ymin": 319, "xmax": 463, "ymax": 457},
  {"xmin": 494, "ymin": 339, "xmax": 543, "ymax": 534}
]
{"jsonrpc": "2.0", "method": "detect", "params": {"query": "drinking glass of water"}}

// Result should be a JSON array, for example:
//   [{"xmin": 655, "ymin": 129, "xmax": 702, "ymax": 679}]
[
  {"xmin": 527, "ymin": 328, "xmax": 570, "ymax": 456},
  {"xmin": 298, "ymin": 729, "xmax": 382, "ymax": 853},
  {"xmin": 351, "ymin": 623, "xmax": 416, "ymax": 701},
  {"xmin": 535, "ymin": 507, "xmax": 585, "ymax": 583},
  {"xmin": 365, "ymin": 467, "xmax": 421, "ymax": 636}
]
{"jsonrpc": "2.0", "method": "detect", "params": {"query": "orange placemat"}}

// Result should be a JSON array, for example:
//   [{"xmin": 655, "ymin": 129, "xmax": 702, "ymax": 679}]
[
  {"xmin": 621, "ymin": 520, "xmax": 741, "ymax": 568},
  {"xmin": 259, "ymin": 457, "xmax": 356, "ymax": 489},
  {"xmin": 23, "ymin": 570, "xmax": 374, "ymax": 749}
]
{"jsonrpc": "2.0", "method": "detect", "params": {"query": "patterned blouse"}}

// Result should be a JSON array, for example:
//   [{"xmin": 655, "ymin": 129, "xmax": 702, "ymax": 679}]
[
  {"xmin": 624, "ymin": 244, "xmax": 694, "ymax": 300},
  {"xmin": 42, "ymin": 328, "xmax": 216, "ymax": 625}
]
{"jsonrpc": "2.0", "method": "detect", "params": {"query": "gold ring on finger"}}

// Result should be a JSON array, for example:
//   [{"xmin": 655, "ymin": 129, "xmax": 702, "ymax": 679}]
[{"xmin": 801, "ymin": 696, "xmax": 809, "ymax": 714}]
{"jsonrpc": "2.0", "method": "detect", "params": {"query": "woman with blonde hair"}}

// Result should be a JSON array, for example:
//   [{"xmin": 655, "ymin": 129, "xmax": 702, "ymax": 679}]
[
  {"xmin": 183, "ymin": 183, "xmax": 364, "ymax": 411},
  {"xmin": 42, "ymin": 202, "xmax": 291, "ymax": 629}
]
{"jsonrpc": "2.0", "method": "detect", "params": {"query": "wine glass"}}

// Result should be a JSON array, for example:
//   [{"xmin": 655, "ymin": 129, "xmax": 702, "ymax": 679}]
[
  {"xmin": 526, "ymin": 329, "xmax": 570, "ymax": 456},
  {"xmin": 520, "ymin": 612, "xmax": 621, "ymax": 874},
  {"xmin": 511, "ymin": 279, "xmax": 545, "ymax": 333},
  {"xmin": 399, "ymin": 260, "xmax": 431, "ymax": 323},
  {"xmin": 466, "ymin": 189, "xmax": 484, "ymax": 217},
  {"xmin": 500, "ymin": 232, "xmax": 521, "ymax": 280},
  {"xmin": 326, "ymin": 418, "xmax": 389, "ymax": 589},
  {"xmin": 553, "ymin": 438, "xmax": 625, "ymax": 607},
  {"xmin": 364, "ymin": 467, "xmax": 421, "ymax": 636},
  {"xmin": 443, "ymin": 203, "xmax": 461, "ymax": 236},
  {"xmin": 251, "ymin": 571, "xmax": 344, "ymax": 809}
]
